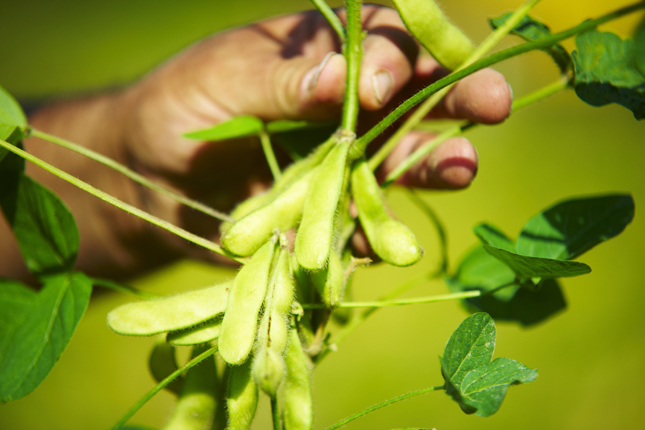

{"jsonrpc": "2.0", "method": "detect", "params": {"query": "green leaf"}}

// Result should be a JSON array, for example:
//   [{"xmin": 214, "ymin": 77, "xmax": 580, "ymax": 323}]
[
  {"xmin": 183, "ymin": 115, "xmax": 264, "ymax": 141},
  {"xmin": 484, "ymin": 245, "xmax": 591, "ymax": 279},
  {"xmin": 442, "ymin": 313, "xmax": 538, "ymax": 416},
  {"xmin": 0, "ymin": 85, "xmax": 27, "ymax": 162},
  {"xmin": 0, "ymin": 272, "xmax": 92, "ymax": 402},
  {"xmin": 473, "ymin": 223, "xmax": 515, "ymax": 252},
  {"xmin": 572, "ymin": 29, "xmax": 645, "ymax": 120},
  {"xmin": 517, "ymin": 194, "xmax": 634, "ymax": 260},
  {"xmin": 265, "ymin": 119, "xmax": 336, "ymax": 134},
  {"xmin": 459, "ymin": 357, "xmax": 538, "ymax": 417},
  {"xmin": 635, "ymin": 17, "xmax": 645, "ymax": 76},
  {"xmin": 0, "ymin": 280, "xmax": 37, "ymax": 362},
  {"xmin": 0, "ymin": 173, "xmax": 79, "ymax": 276},
  {"xmin": 148, "ymin": 339, "xmax": 183, "ymax": 396},
  {"xmin": 489, "ymin": 13, "xmax": 571, "ymax": 73}
]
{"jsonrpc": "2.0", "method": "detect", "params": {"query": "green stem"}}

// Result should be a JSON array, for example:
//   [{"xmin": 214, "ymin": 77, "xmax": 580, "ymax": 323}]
[
  {"xmin": 29, "ymin": 128, "xmax": 233, "ymax": 223},
  {"xmin": 324, "ymin": 386, "xmax": 444, "ymax": 430},
  {"xmin": 302, "ymin": 290, "xmax": 480, "ymax": 309},
  {"xmin": 405, "ymin": 189, "xmax": 448, "ymax": 273},
  {"xmin": 259, "ymin": 129, "xmax": 282, "ymax": 181},
  {"xmin": 310, "ymin": 0, "xmax": 346, "ymax": 43},
  {"xmin": 352, "ymin": 0, "xmax": 644, "ymax": 159},
  {"xmin": 111, "ymin": 346, "xmax": 218, "ymax": 429},
  {"xmin": 0, "ymin": 139, "xmax": 243, "ymax": 264},
  {"xmin": 382, "ymin": 76, "xmax": 570, "ymax": 186},
  {"xmin": 270, "ymin": 396, "xmax": 280, "ymax": 430},
  {"xmin": 90, "ymin": 277, "xmax": 160, "ymax": 299},
  {"xmin": 341, "ymin": 0, "xmax": 362, "ymax": 132},
  {"xmin": 365, "ymin": 0, "xmax": 541, "ymax": 169}
]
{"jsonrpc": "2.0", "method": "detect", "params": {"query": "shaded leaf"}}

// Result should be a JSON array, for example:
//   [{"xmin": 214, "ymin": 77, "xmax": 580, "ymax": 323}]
[
  {"xmin": 442, "ymin": 313, "xmax": 538, "ymax": 416},
  {"xmin": 473, "ymin": 223, "xmax": 515, "ymax": 252},
  {"xmin": 484, "ymin": 245, "xmax": 591, "ymax": 279},
  {"xmin": 517, "ymin": 194, "xmax": 634, "ymax": 260},
  {"xmin": 572, "ymin": 29, "xmax": 645, "ymax": 120},
  {"xmin": 183, "ymin": 115, "xmax": 263, "ymax": 141},
  {"xmin": 0, "ymin": 272, "xmax": 92, "ymax": 402},
  {"xmin": 0, "ymin": 85, "xmax": 27, "ymax": 162},
  {"xmin": 148, "ymin": 339, "xmax": 182, "ymax": 396},
  {"xmin": 635, "ymin": 17, "xmax": 645, "ymax": 76},
  {"xmin": 489, "ymin": 13, "xmax": 571, "ymax": 73},
  {"xmin": 0, "ymin": 173, "xmax": 79, "ymax": 277}
]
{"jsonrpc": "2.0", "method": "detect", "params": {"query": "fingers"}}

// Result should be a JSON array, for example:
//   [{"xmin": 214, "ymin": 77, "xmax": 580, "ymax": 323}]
[{"xmin": 380, "ymin": 132, "xmax": 478, "ymax": 189}]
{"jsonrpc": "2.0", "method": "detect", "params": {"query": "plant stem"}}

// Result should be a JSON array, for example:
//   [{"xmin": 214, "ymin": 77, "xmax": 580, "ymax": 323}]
[
  {"xmin": 302, "ymin": 290, "xmax": 480, "ymax": 309},
  {"xmin": 341, "ymin": 0, "xmax": 362, "ymax": 132},
  {"xmin": 270, "ymin": 396, "xmax": 280, "ymax": 430},
  {"xmin": 111, "ymin": 346, "xmax": 218, "ymax": 429},
  {"xmin": 324, "ymin": 386, "xmax": 444, "ymax": 430},
  {"xmin": 382, "ymin": 76, "xmax": 570, "ymax": 186},
  {"xmin": 29, "ymin": 128, "xmax": 234, "ymax": 223},
  {"xmin": 310, "ymin": 0, "xmax": 346, "ymax": 43},
  {"xmin": 365, "ymin": 0, "xmax": 541, "ymax": 169},
  {"xmin": 259, "ymin": 129, "xmax": 282, "ymax": 181},
  {"xmin": 352, "ymin": 0, "xmax": 645, "ymax": 159},
  {"xmin": 0, "ymin": 139, "xmax": 243, "ymax": 264},
  {"xmin": 90, "ymin": 277, "xmax": 160, "ymax": 299}
]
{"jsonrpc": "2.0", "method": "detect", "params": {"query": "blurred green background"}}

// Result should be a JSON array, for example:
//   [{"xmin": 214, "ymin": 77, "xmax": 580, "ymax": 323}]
[{"xmin": 1, "ymin": 0, "xmax": 644, "ymax": 429}]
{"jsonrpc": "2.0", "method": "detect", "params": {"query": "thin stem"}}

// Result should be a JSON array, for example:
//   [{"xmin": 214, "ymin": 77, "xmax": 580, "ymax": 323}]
[
  {"xmin": 324, "ymin": 386, "xmax": 444, "ymax": 430},
  {"xmin": 302, "ymin": 290, "xmax": 480, "ymax": 309},
  {"xmin": 366, "ymin": 0, "xmax": 541, "ymax": 169},
  {"xmin": 405, "ymin": 189, "xmax": 448, "ymax": 273},
  {"xmin": 270, "ymin": 396, "xmax": 280, "ymax": 430},
  {"xmin": 29, "ymin": 128, "xmax": 234, "ymax": 223},
  {"xmin": 383, "ymin": 76, "xmax": 570, "ymax": 186},
  {"xmin": 90, "ymin": 277, "xmax": 160, "ymax": 299},
  {"xmin": 259, "ymin": 129, "xmax": 282, "ymax": 181},
  {"xmin": 352, "ymin": 0, "xmax": 645, "ymax": 158},
  {"xmin": 341, "ymin": 0, "xmax": 362, "ymax": 132},
  {"xmin": 111, "ymin": 346, "xmax": 218, "ymax": 429},
  {"xmin": 0, "ymin": 139, "xmax": 243, "ymax": 264},
  {"xmin": 309, "ymin": 0, "xmax": 346, "ymax": 43}
]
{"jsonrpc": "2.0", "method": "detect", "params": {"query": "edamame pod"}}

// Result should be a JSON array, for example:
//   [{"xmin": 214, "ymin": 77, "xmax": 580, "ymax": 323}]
[
  {"xmin": 295, "ymin": 141, "xmax": 350, "ymax": 270},
  {"xmin": 311, "ymin": 249, "xmax": 344, "ymax": 308},
  {"xmin": 219, "ymin": 239, "xmax": 277, "ymax": 365},
  {"xmin": 167, "ymin": 317, "xmax": 223, "ymax": 346},
  {"xmin": 227, "ymin": 359, "xmax": 259, "ymax": 430},
  {"xmin": 253, "ymin": 247, "xmax": 294, "ymax": 395},
  {"xmin": 164, "ymin": 345, "xmax": 217, "ymax": 430},
  {"xmin": 283, "ymin": 328, "xmax": 313, "ymax": 430},
  {"xmin": 392, "ymin": 0, "xmax": 474, "ymax": 70},
  {"xmin": 351, "ymin": 159, "xmax": 422, "ymax": 267},
  {"xmin": 221, "ymin": 171, "xmax": 313, "ymax": 256},
  {"xmin": 148, "ymin": 337, "xmax": 183, "ymax": 396},
  {"xmin": 107, "ymin": 281, "xmax": 231, "ymax": 336}
]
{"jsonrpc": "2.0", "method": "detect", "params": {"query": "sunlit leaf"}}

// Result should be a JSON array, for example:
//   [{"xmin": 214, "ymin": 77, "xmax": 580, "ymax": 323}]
[
  {"xmin": 0, "ymin": 173, "xmax": 79, "ymax": 277},
  {"xmin": 484, "ymin": 245, "xmax": 591, "ymax": 279},
  {"xmin": 441, "ymin": 313, "xmax": 538, "ymax": 416},
  {"xmin": 572, "ymin": 29, "xmax": 645, "ymax": 120},
  {"xmin": 489, "ymin": 13, "xmax": 571, "ymax": 73},
  {"xmin": 473, "ymin": 223, "xmax": 515, "ymax": 252},
  {"xmin": 0, "ymin": 272, "xmax": 92, "ymax": 402},
  {"xmin": 183, "ymin": 115, "xmax": 264, "ymax": 141},
  {"xmin": 0, "ymin": 84, "xmax": 27, "ymax": 162}
]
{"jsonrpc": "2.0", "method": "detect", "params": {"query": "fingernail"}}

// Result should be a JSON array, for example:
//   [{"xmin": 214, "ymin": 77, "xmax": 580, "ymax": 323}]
[
  {"xmin": 371, "ymin": 70, "xmax": 393, "ymax": 106},
  {"xmin": 302, "ymin": 52, "xmax": 336, "ymax": 100}
]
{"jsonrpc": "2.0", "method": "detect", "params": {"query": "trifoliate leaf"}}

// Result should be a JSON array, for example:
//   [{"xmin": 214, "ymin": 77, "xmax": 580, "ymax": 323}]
[
  {"xmin": 484, "ymin": 245, "xmax": 591, "ymax": 279},
  {"xmin": 572, "ymin": 29, "xmax": 645, "ymax": 120},
  {"xmin": 473, "ymin": 223, "xmax": 515, "ymax": 252}
]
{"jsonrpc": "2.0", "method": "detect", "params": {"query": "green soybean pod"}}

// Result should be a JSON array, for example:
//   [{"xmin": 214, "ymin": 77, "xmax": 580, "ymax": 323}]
[
  {"xmin": 332, "ymin": 248, "xmax": 355, "ymax": 325},
  {"xmin": 290, "ymin": 255, "xmax": 316, "ymax": 349},
  {"xmin": 107, "ymin": 281, "xmax": 231, "ymax": 336},
  {"xmin": 351, "ymin": 159, "xmax": 423, "ymax": 267},
  {"xmin": 221, "ymin": 170, "xmax": 313, "ymax": 256},
  {"xmin": 253, "ymin": 247, "xmax": 294, "ymax": 395},
  {"xmin": 311, "ymin": 249, "xmax": 344, "ymax": 308},
  {"xmin": 295, "ymin": 141, "xmax": 350, "ymax": 270},
  {"xmin": 219, "ymin": 239, "xmax": 277, "ymax": 365},
  {"xmin": 283, "ymin": 328, "xmax": 313, "ymax": 430},
  {"xmin": 227, "ymin": 359, "xmax": 259, "ymax": 430},
  {"xmin": 167, "ymin": 317, "xmax": 223, "ymax": 346},
  {"xmin": 392, "ymin": 0, "xmax": 474, "ymax": 70},
  {"xmin": 164, "ymin": 345, "xmax": 217, "ymax": 430},
  {"xmin": 148, "ymin": 337, "xmax": 183, "ymax": 396}
]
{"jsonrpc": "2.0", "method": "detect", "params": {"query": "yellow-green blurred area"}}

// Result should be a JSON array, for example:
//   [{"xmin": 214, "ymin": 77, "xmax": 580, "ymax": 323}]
[{"xmin": 1, "ymin": 0, "xmax": 644, "ymax": 429}]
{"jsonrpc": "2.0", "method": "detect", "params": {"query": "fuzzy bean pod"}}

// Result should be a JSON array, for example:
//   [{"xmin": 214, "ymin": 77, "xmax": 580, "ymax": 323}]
[
  {"xmin": 295, "ymin": 141, "xmax": 350, "ymax": 270},
  {"xmin": 252, "ymin": 246, "xmax": 294, "ymax": 396},
  {"xmin": 311, "ymin": 249, "xmax": 344, "ymax": 308},
  {"xmin": 219, "ymin": 239, "xmax": 277, "ymax": 365},
  {"xmin": 227, "ymin": 359, "xmax": 259, "ymax": 430},
  {"xmin": 392, "ymin": 0, "xmax": 474, "ymax": 70},
  {"xmin": 351, "ymin": 159, "xmax": 423, "ymax": 267},
  {"xmin": 221, "ymin": 171, "xmax": 313, "ymax": 256},
  {"xmin": 283, "ymin": 328, "xmax": 313, "ymax": 430},
  {"xmin": 107, "ymin": 281, "xmax": 231, "ymax": 336},
  {"xmin": 167, "ymin": 317, "xmax": 223, "ymax": 346}
]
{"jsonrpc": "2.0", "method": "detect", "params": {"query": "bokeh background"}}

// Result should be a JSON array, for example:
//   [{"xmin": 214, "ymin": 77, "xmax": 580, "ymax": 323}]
[{"xmin": 1, "ymin": 0, "xmax": 644, "ymax": 429}]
